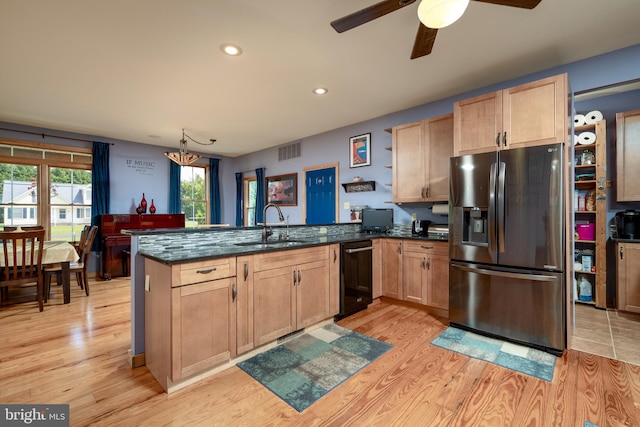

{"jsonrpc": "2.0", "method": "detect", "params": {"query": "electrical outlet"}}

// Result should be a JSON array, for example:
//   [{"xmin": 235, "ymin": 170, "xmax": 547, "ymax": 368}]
[
  {"xmin": 145, "ymin": 275, "xmax": 150, "ymax": 291},
  {"xmin": 320, "ymin": 227, "xmax": 327, "ymax": 234},
  {"xmin": 343, "ymin": 202, "xmax": 350, "ymax": 210},
  {"xmin": 411, "ymin": 213, "xmax": 417, "ymax": 222}
]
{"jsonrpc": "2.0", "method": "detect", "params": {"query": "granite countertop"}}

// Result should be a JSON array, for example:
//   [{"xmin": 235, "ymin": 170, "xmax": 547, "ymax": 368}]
[{"xmin": 138, "ymin": 231, "xmax": 447, "ymax": 265}]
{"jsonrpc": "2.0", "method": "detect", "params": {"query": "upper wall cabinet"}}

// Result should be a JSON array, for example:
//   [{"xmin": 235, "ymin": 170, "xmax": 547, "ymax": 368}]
[
  {"xmin": 453, "ymin": 74, "xmax": 568, "ymax": 156},
  {"xmin": 392, "ymin": 113, "xmax": 453, "ymax": 203},
  {"xmin": 616, "ymin": 109, "xmax": 640, "ymax": 201}
]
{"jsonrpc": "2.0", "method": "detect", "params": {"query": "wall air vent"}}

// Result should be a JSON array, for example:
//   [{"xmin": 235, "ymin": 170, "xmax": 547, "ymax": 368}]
[{"xmin": 278, "ymin": 141, "xmax": 302, "ymax": 161}]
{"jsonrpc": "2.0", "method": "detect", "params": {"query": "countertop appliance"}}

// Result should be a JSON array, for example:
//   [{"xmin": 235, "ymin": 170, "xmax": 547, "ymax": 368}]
[
  {"xmin": 361, "ymin": 208, "xmax": 394, "ymax": 234},
  {"xmin": 427, "ymin": 223, "xmax": 449, "ymax": 240},
  {"xmin": 616, "ymin": 210, "xmax": 640, "ymax": 239},
  {"xmin": 336, "ymin": 240, "xmax": 373, "ymax": 320},
  {"xmin": 412, "ymin": 219, "xmax": 430, "ymax": 236},
  {"xmin": 449, "ymin": 144, "xmax": 565, "ymax": 355}
]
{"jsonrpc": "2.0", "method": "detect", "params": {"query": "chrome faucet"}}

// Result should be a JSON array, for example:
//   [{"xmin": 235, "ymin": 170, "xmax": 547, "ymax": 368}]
[{"xmin": 262, "ymin": 203, "xmax": 285, "ymax": 242}]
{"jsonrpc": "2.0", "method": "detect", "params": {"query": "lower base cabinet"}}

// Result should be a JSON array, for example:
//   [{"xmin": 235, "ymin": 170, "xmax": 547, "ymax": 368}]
[
  {"xmin": 402, "ymin": 240, "xmax": 449, "ymax": 310},
  {"xmin": 253, "ymin": 246, "xmax": 331, "ymax": 346},
  {"xmin": 616, "ymin": 242, "xmax": 640, "ymax": 313},
  {"xmin": 382, "ymin": 239, "xmax": 403, "ymax": 299},
  {"xmin": 144, "ymin": 257, "xmax": 237, "ymax": 392}
]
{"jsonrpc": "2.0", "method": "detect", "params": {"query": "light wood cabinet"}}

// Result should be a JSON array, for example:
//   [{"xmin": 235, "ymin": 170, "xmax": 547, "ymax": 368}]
[
  {"xmin": 236, "ymin": 256, "xmax": 254, "ymax": 355},
  {"xmin": 144, "ymin": 257, "xmax": 237, "ymax": 392},
  {"xmin": 253, "ymin": 246, "xmax": 331, "ymax": 346},
  {"xmin": 382, "ymin": 239, "xmax": 403, "ymax": 299},
  {"xmin": 402, "ymin": 240, "xmax": 449, "ymax": 310},
  {"xmin": 616, "ymin": 242, "xmax": 640, "ymax": 313},
  {"xmin": 392, "ymin": 113, "xmax": 453, "ymax": 203},
  {"xmin": 371, "ymin": 238, "xmax": 382, "ymax": 299},
  {"xmin": 616, "ymin": 109, "xmax": 640, "ymax": 201},
  {"xmin": 454, "ymin": 74, "xmax": 568, "ymax": 156}
]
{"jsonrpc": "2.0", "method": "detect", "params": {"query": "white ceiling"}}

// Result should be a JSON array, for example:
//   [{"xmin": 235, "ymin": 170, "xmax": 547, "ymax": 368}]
[{"xmin": 1, "ymin": 0, "xmax": 639, "ymax": 157}]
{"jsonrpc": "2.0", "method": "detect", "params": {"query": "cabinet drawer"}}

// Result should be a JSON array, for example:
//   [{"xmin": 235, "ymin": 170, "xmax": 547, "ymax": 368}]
[
  {"xmin": 403, "ymin": 240, "xmax": 448, "ymax": 256},
  {"xmin": 254, "ymin": 246, "xmax": 329, "ymax": 271},
  {"xmin": 179, "ymin": 257, "xmax": 236, "ymax": 286}
]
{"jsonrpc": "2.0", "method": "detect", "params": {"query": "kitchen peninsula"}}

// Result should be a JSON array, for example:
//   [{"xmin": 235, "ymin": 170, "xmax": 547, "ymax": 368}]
[{"xmin": 128, "ymin": 222, "xmax": 448, "ymax": 391}]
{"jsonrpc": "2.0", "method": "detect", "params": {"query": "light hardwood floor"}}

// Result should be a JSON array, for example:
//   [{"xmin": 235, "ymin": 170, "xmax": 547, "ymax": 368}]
[{"xmin": 1, "ymin": 278, "xmax": 639, "ymax": 426}]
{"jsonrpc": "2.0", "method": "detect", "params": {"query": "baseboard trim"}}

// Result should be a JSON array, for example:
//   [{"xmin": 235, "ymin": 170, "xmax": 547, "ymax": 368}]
[{"xmin": 128, "ymin": 350, "xmax": 145, "ymax": 368}]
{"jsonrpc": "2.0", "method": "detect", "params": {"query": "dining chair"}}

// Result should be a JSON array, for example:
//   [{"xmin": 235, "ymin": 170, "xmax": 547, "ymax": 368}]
[
  {"xmin": 21, "ymin": 226, "xmax": 45, "ymax": 231},
  {"xmin": 43, "ymin": 225, "xmax": 97, "ymax": 300},
  {"xmin": 0, "ymin": 229, "xmax": 46, "ymax": 311},
  {"xmin": 72, "ymin": 225, "xmax": 91, "ymax": 252},
  {"xmin": 2, "ymin": 226, "xmax": 18, "ymax": 231}
]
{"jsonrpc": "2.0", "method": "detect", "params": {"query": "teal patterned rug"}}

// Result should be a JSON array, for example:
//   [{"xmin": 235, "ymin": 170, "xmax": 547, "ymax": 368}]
[
  {"xmin": 237, "ymin": 324, "xmax": 392, "ymax": 412},
  {"xmin": 431, "ymin": 327, "xmax": 557, "ymax": 382}
]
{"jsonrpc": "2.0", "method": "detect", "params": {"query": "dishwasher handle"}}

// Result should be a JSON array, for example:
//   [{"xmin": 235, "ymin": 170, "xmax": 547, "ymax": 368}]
[{"xmin": 344, "ymin": 246, "xmax": 374, "ymax": 254}]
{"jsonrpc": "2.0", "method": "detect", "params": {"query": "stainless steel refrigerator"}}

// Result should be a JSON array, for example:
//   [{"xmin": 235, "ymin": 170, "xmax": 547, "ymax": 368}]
[{"xmin": 449, "ymin": 143, "xmax": 565, "ymax": 355}]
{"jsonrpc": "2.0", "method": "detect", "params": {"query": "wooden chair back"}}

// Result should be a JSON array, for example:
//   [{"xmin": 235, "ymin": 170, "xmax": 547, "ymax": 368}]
[
  {"xmin": 0, "ymin": 229, "xmax": 46, "ymax": 311},
  {"xmin": 78, "ymin": 226, "xmax": 98, "ymax": 264}
]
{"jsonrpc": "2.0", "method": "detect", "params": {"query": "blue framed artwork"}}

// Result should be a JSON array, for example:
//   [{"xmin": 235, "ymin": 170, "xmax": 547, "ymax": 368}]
[{"xmin": 349, "ymin": 133, "xmax": 371, "ymax": 168}]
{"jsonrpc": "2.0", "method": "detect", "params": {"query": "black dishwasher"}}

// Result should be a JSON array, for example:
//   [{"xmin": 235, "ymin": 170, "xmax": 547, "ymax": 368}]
[{"xmin": 336, "ymin": 239, "xmax": 373, "ymax": 320}]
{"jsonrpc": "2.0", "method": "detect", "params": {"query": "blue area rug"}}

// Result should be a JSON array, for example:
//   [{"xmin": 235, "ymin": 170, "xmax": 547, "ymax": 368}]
[
  {"xmin": 237, "ymin": 323, "xmax": 392, "ymax": 412},
  {"xmin": 431, "ymin": 327, "xmax": 557, "ymax": 382}
]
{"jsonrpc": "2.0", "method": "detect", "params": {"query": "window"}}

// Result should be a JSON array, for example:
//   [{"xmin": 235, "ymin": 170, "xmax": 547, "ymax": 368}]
[
  {"xmin": 0, "ymin": 142, "xmax": 91, "ymax": 241},
  {"xmin": 244, "ymin": 177, "xmax": 257, "ymax": 226},
  {"xmin": 180, "ymin": 165, "xmax": 207, "ymax": 226}
]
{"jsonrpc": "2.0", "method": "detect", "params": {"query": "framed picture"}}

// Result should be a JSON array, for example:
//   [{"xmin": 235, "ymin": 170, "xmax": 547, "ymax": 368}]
[
  {"xmin": 266, "ymin": 173, "xmax": 298, "ymax": 206},
  {"xmin": 349, "ymin": 133, "xmax": 371, "ymax": 168}
]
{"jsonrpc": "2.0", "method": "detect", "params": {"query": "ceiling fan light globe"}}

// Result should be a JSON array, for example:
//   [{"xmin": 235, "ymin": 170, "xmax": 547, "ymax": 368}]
[{"xmin": 417, "ymin": 0, "xmax": 470, "ymax": 29}]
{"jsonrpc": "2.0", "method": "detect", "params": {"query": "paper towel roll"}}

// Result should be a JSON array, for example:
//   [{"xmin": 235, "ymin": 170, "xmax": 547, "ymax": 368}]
[
  {"xmin": 432, "ymin": 204, "xmax": 448, "ymax": 215},
  {"xmin": 573, "ymin": 114, "xmax": 585, "ymax": 126},
  {"xmin": 578, "ymin": 131, "xmax": 596, "ymax": 145},
  {"xmin": 573, "ymin": 134, "xmax": 579, "ymax": 145},
  {"xmin": 584, "ymin": 110, "xmax": 603, "ymax": 124}
]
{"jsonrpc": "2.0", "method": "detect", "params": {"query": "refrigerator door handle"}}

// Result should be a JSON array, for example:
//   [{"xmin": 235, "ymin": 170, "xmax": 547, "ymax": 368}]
[
  {"xmin": 489, "ymin": 162, "xmax": 497, "ymax": 253},
  {"xmin": 451, "ymin": 263, "xmax": 557, "ymax": 282},
  {"xmin": 497, "ymin": 162, "xmax": 506, "ymax": 252}
]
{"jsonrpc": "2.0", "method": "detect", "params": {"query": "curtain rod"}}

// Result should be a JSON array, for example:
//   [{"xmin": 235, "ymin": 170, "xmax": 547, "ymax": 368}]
[{"xmin": 0, "ymin": 127, "xmax": 115, "ymax": 145}]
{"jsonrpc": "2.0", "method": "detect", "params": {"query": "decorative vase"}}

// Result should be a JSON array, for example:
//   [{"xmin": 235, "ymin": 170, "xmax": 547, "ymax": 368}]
[
  {"xmin": 136, "ymin": 204, "xmax": 144, "ymax": 215},
  {"xmin": 149, "ymin": 199, "xmax": 156, "ymax": 214},
  {"xmin": 140, "ymin": 193, "xmax": 147, "ymax": 213}
]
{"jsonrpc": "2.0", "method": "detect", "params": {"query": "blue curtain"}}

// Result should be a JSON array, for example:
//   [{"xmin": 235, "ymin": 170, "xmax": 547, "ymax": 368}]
[
  {"xmin": 255, "ymin": 167, "xmax": 265, "ymax": 225},
  {"xmin": 209, "ymin": 158, "xmax": 221, "ymax": 224},
  {"xmin": 168, "ymin": 160, "xmax": 181, "ymax": 214},
  {"xmin": 91, "ymin": 141, "xmax": 110, "ymax": 251},
  {"xmin": 235, "ymin": 172, "xmax": 243, "ymax": 227}
]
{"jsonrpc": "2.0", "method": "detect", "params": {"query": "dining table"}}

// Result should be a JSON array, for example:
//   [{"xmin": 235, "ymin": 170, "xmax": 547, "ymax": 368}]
[{"xmin": 0, "ymin": 240, "xmax": 79, "ymax": 304}]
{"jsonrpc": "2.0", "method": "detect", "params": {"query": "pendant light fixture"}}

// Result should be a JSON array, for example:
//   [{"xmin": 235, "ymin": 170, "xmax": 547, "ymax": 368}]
[
  {"xmin": 417, "ymin": 0, "xmax": 470, "ymax": 29},
  {"xmin": 164, "ymin": 128, "xmax": 216, "ymax": 166}
]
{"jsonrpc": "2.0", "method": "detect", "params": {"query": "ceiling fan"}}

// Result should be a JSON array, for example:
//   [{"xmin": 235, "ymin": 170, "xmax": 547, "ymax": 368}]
[{"xmin": 331, "ymin": 0, "xmax": 541, "ymax": 59}]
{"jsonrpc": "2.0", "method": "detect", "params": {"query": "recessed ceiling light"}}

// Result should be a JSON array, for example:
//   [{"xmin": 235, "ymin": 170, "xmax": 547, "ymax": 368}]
[
  {"xmin": 221, "ymin": 44, "xmax": 243, "ymax": 56},
  {"xmin": 313, "ymin": 87, "xmax": 328, "ymax": 95}
]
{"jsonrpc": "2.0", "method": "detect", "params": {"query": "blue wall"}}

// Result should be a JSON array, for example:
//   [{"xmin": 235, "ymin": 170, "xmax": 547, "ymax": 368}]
[{"xmin": 1, "ymin": 44, "xmax": 639, "ymax": 227}]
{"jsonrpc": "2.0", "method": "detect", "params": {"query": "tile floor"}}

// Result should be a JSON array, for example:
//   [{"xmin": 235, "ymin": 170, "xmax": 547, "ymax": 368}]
[{"xmin": 572, "ymin": 302, "xmax": 640, "ymax": 366}]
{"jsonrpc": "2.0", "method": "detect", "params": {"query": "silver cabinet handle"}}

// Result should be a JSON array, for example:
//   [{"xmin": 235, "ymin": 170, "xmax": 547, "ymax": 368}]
[
  {"xmin": 334, "ymin": 249, "xmax": 337, "ymax": 263},
  {"xmin": 620, "ymin": 246, "xmax": 624, "ymax": 260},
  {"xmin": 196, "ymin": 268, "xmax": 217, "ymax": 274},
  {"xmin": 232, "ymin": 282, "xmax": 237, "ymax": 302},
  {"xmin": 422, "ymin": 258, "xmax": 426, "ymax": 269},
  {"xmin": 298, "ymin": 270, "xmax": 301, "ymax": 284},
  {"xmin": 293, "ymin": 270, "xmax": 297, "ymax": 285},
  {"xmin": 427, "ymin": 258, "xmax": 431, "ymax": 270},
  {"xmin": 243, "ymin": 263, "xmax": 248, "ymax": 281},
  {"xmin": 421, "ymin": 245, "xmax": 433, "ymax": 250},
  {"xmin": 503, "ymin": 131, "xmax": 507, "ymax": 147},
  {"xmin": 345, "ymin": 246, "xmax": 374, "ymax": 254}
]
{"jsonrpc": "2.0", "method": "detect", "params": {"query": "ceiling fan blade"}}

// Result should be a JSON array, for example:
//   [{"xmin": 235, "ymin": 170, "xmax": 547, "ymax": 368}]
[
  {"xmin": 411, "ymin": 24, "xmax": 437, "ymax": 59},
  {"xmin": 331, "ymin": 0, "xmax": 417, "ymax": 33},
  {"xmin": 472, "ymin": 0, "xmax": 541, "ymax": 9}
]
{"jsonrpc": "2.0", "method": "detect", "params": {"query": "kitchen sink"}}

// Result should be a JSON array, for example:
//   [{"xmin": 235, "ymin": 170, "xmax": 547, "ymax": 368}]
[{"xmin": 234, "ymin": 239, "xmax": 308, "ymax": 248}]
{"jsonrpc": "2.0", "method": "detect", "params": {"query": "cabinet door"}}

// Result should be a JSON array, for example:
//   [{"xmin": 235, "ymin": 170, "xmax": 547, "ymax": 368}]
[
  {"xmin": 617, "ymin": 243, "xmax": 640, "ymax": 313},
  {"xmin": 403, "ymin": 250, "xmax": 427, "ymax": 304},
  {"xmin": 171, "ymin": 278, "xmax": 236, "ymax": 380},
  {"xmin": 393, "ymin": 120, "xmax": 426, "ymax": 202},
  {"xmin": 253, "ymin": 266, "xmax": 296, "ymax": 346},
  {"xmin": 371, "ymin": 239, "xmax": 383, "ymax": 299},
  {"xmin": 503, "ymin": 74, "xmax": 567, "ymax": 150},
  {"xmin": 616, "ymin": 110, "xmax": 640, "ymax": 201},
  {"xmin": 296, "ymin": 259, "xmax": 331, "ymax": 328},
  {"xmin": 236, "ymin": 256, "xmax": 254, "ymax": 355},
  {"xmin": 453, "ymin": 91, "xmax": 502, "ymax": 156},
  {"xmin": 382, "ymin": 240, "xmax": 403, "ymax": 299},
  {"xmin": 427, "ymin": 253, "xmax": 450, "ymax": 310},
  {"xmin": 425, "ymin": 114, "xmax": 454, "ymax": 201}
]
